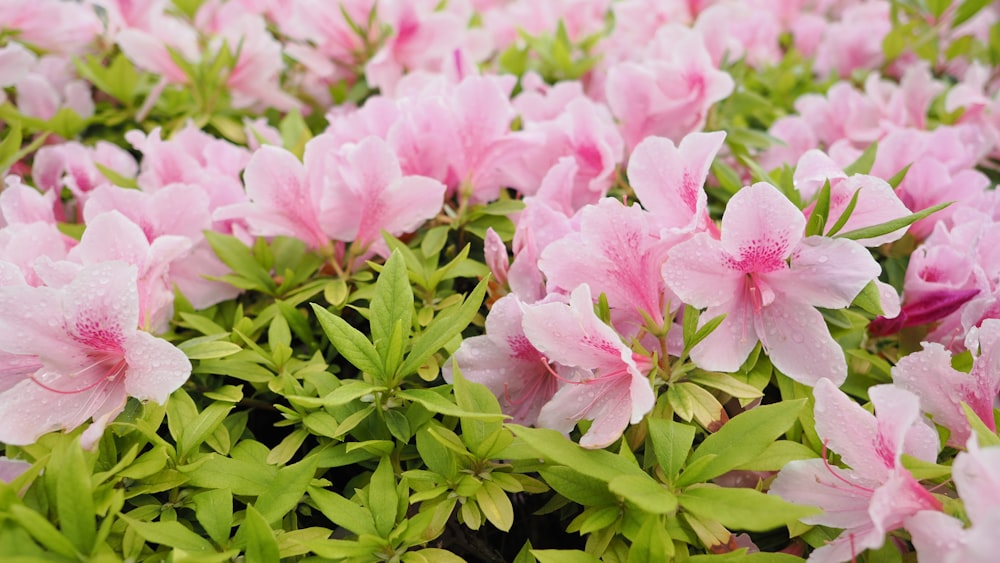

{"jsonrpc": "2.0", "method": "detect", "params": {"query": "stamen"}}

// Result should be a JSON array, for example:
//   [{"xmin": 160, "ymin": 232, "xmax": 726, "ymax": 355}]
[{"xmin": 821, "ymin": 440, "xmax": 875, "ymax": 494}]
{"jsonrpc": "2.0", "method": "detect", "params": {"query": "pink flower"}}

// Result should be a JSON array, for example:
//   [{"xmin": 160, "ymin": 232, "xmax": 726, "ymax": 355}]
[
  {"xmin": 627, "ymin": 131, "xmax": 726, "ymax": 234},
  {"xmin": 769, "ymin": 379, "xmax": 941, "ymax": 563},
  {"xmin": 605, "ymin": 25, "xmax": 734, "ymax": 149},
  {"xmin": 539, "ymin": 198, "xmax": 675, "ymax": 330},
  {"xmin": 907, "ymin": 441, "xmax": 1000, "ymax": 562},
  {"xmin": 445, "ymin": 294, "xmax": 556, "ymax": 426},
  {"xmin": 0, "ymin": 261, "xmax": 191, "ymax": 448},
  {"xmin": 522, "ymin": 284, "xmax": 655, "ymax": 449},
  {"xmin": 664, "ymin": 183, "xmax": 881, "ymax": 385},
  {"xmin": 891, "ymin": 319, "xmax": 1000, "ymax": 447}
]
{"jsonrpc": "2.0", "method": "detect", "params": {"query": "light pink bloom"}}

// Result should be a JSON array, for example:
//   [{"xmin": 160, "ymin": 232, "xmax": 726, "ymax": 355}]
[
  {"xmin": 507, "ymin": 197, "xmax": 574, "ymax": 303},
  {"xmin": 664, "ymin": 183, "xmax": 881, "ymax": 385},
  {"xmin": 605, "ymin": 25, "xmax": 734, "ymax": 149},
  {"xmin": 445, "ymin": 294, "xmax": 556, "ymax": 426},
  {"xmin": 907, "ymin": 441, "xmax": 1000, "ymax": 563},
  {"xmin": 13, "ymin": 55, "xmax": 94, "ymax": 121},
  {"xmin": 68, "ymin": 211, "xmax": 191, "ymax": 334},
  {"xmin": 0, "ymin": 0, "xmax": 102, "ymax": 54},
  {"xmin": 539, "ymin": 198, "xmax": 675, "ymax": 330},
  {"xmin": 627, "ymin": 131, "xmax": 726, "ymax": 234},
  {"xmin": 219, "ymin": 135, "xmax": 446, "ymax": 251},
  {"xmin": 769, "ymin": 380, "xmax": 941, "ymax": 563},
  {"xmin": 813, "ymin": 1, "xmax": 890, "ymax": 78},
  {"xmin": 32, "ymin": 141, "xmax": 138, "ymax": 214},
  {"xmin": 0, "ymin": 261, "xmax": 191, "ymax": 448},
  {"xmin": 892, "ymin": 319, "xmax": 1000, "ymax": 447},
  {"xmin": 0, "ymin": 42, "xmax": 33, "ymax": 90},
  {"xmin": 522, "ymin": 284, "xmax": 655, "ymax": 449},
  {"xmin": 83, "ymin": 183, "xmax": 240, "ymax": 310},
  {"xmin": 793, "ymin": 150, "xmax": 911, "ymax": 246}
]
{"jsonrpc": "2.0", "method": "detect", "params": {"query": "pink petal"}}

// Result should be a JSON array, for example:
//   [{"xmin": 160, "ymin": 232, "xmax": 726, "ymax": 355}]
[
  {"xmin": 664, "ymin": 233, "xmax": 743, "ymax": 308},
  {"xmin": 720, "ymin": 183, "xmax": 805, "ymax": 268},
  {"xmin": 688, "ymin": 301, "xmax": 758, "ymax": 372},
  {"xmin": 539, "ymin": 199, "xmax": 671, "ymax": 325},
  {"xmin": 769, "ymin": 237, "xmax": 881, "ymax": 310},
  {"xmin": 123, "ymin": 331, "xmax": 191, "ymax": 403},
  {"xmin": 953, "ymin": 442, "xmax": 1000, "ymax": 526},
  {"xmin": 116, "ymin": 29, "xmax": 188, "ymax": 83},
  {"xmin": 892, "ymin": 343, "xmax": 976, "ymax": 447},
  {"xmin": 628, "ymin": 131, "xmax": 725, "ymax": 231},
  {"xmin": 769, "ymin": 459, "xmax": 874, "ymax": 529},
  {"xmin": 220, "ymin": 145, "xmax": 328, "ymax": 248},
  {"xmin": 0, "ymin": 284, "xmax": 82, "ymax": 371},
  {"xmin": 62, "ymin": 262, "xmax": 140, "ymax": 352},
  {"xmin": 522, "ymin": 284, "xmax": 632, "ymax": 374},
  {"xmin": 813, "ymin": 378, "xmax": 886, "ymax": 479},
  {"xmin": 0, "ymin": 377, "xmax": 126, "ymax": 446},
  {"xmin": 829, "ymin": 175, "xmax": 912, "ymax": 246},
  {"xmin": 759, "ymin": 298, "xmax": 847, "ymax": 386},
  {"xmin": 906, "ymin": 511, "xmax": 972, "ymax": 563},
  {"xmin": 536, "ymin": 375, "xmax": 634, "ymax": 449}
]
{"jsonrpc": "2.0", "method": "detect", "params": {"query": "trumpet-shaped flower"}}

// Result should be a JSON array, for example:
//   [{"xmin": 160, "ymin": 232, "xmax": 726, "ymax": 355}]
[
  {"xmin": 770, "ymin": 380, "xmax": 941, "ymax": 563},
  {"xmin": 907, "ymin": 441, "xmax": 1000, "ymax": 562},
  {"xmin": 891, "ymin": 319, "xmax": 1000, "ymax": 447},
  {"xmin": 444, "ymin": 294, "xmax": 555, "ymax": 426},
  {"xmin": 0, "ymin": 261, "xmax": 191, "ymax": 448},
  {"xmin": 522, "ymin": 284, "xmax": 654, "ymax": 449},
  {"xmin": 664, "ymin": 183, "xmax": 881, "ymax": 385}
]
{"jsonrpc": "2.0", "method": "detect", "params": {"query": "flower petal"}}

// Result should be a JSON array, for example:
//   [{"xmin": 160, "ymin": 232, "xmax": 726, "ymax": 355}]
[
  {"xmin": 759, "ymin": 299, "xmax": 846, "ymax": 386},
  {"xmin": 124, "ymin": 331, "xmax": 191, "ymax": 404}
]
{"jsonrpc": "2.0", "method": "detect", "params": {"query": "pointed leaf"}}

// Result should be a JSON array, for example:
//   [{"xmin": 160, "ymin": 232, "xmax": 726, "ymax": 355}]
[{"xmin": 311, "ymin": 304, "xmax": 383, "ymax": 377}]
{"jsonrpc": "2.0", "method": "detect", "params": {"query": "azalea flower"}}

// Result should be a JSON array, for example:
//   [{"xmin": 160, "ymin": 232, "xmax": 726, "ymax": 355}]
[
  {"xmin": 0, "ymin": 261, "xmax": 191, "ymax": 448},
  {"xmin": 664, "ymin": 182, "xmax": 881, "ymax": 385},
  {"xmin": 891, "ymin": 319, "xmax": 1000, "ymax": 447},
  {"xmin": 769, "ymin": 379, "xmax": 941, "ymax": 563},
  {"xmin": 906, "ymin": 440, "xmax": 1000, "ymax": 562},
  {"xmin": 445, "ymin": 294, "xmax": 556, "ymax": 426},
  {"xmin": 521, "ymin": 284, "xmax": 655, "ymax": 449}
]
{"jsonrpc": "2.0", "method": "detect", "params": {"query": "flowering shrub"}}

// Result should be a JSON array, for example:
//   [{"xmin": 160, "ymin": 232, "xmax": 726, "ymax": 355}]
[{"xmin": 2, "ymin": 1, "xmax": 1000, "ymax": 561}]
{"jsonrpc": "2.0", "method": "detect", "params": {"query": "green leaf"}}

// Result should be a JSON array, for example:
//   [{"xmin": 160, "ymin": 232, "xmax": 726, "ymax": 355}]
[
  {"xmin": 685, "ymin": 371, "xmax": 764, "ymax": 399},
  {"xmin": 255, "ymin": 457, "xmax": 318, "ymax": 525},
  {"xmin": 371, "ymin": 251, "xmax": 413, "ymax": 374},
  {"xmin": 9, "ymin": 505, "xmax": 80, "ymax": 558},
  {"xmin": 179, "ymin": 340, "xmax": 243, "ymax": 360},
  {"xmin": 900, "ymin": 454, "xmax": 952, "ymax": 480},
  {"xmin": 837, "ymin": 201, "xmax": 950, "ymax": 241},
  {"xmin": 205, "ymin": 232, "xmax": 275, "ymax": 293},
  {"xmin": 531, "ymin": 550, "xmax": 603, "ymax": 563},
  {"xmin": 927, "ymin": 0, "xmax": 953, "ymax": 18},
  {"xmin": 679, "ymin": 399, "xmax": 807, "ymax": 486},
  {"xmin": 179, "ymin": 402, "xmax": 235, "ymax": 458},
  {"xmin": 182, "ymin": 454, "xmax": 277, "ymax": 496},
  {"xmin": 241, "ymin": 505, "xmax": 280, "ymax": 563},
  {"xmin": 678, "ymin": 485, "xmax": 820, "ymax": 531},
  {"xmin": 0, "ymin": 121, "xmax": 23, "ymax": 170},
  {"xmin": 954, "ymin": 0, "xmax": 993, "ymax": 27},
  {"xmin": 192, "ymin": 488, "xmax": 233, "ymax": 546},
  {"xmin": 508, "ymin": 425, "xmax": 646, "ymax": 483},
  {"xmin": 628, "ymin": 515, "xmax": 674, "ymax": 562},
  {"xmin": 843, "ymin": 141, "xmax": 878, "ymax": 175},
  {"xmin": 686, "ymin": 552, "xmax": 804, "ymax": 562},
  {"xmin": 608, "ymin": 474, "xmax": 678, "ymax": 514},
  {"xmin": 308, "ymin": 486, "xmax": 378, "ymax": 537},
  {"xmin": 887, "ymin": 163, "xmax": 912, "ymax": 189},
  {"xmin": 452, "ymin": 365, "xmax": 504, "ymax": 455},
  {"xmin": 52, "ymin": 439, "xmax": 96, "ymax": 555},
  {"xmin": 963, "ymin": 403, "xmax": 1000, "ymax": 447},
  {"xmin": 118, "ymin": 514, "xmax": 214, "ymax": 552},
  {"xmin": 475, "ymin": 480, "xmax": 514, "ymax": 531},
  {"xmin": 369, "ymin": 456, "xmax": 398, "ymax": 537},
  {"xmin": 397, "ymin": 277, "xmax": 488, "ymax": 377},
  {"xmin": 851, "ymin": 280, "xmax": 886, "ymax": 316},
  {"xmin": 398, "ymin": 388, "xmax": 505, "ymax": 420},
  {"xmin": 805, "ymin": 180, "xmax": 832, "ymax": 237},
  {"xmin": 824, "ymin": 187, "xmax": 862, "ymax": 237},
  {"xmin": 538, "ymin": 466, "xmax": 617, "ymax": 506},
  {"xmin": 648, "ymin": 418, "xmax": 696, "ymax": 484},
  {"xmin": 311, "ymin": 304, "xmax": 383, "ymax": 377}
]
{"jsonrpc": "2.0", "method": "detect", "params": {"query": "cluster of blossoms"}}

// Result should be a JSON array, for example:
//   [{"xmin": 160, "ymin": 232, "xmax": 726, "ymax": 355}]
[{"xmin": 1, "ymin": 0, "xmax": 1000, "ymax": 561}]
